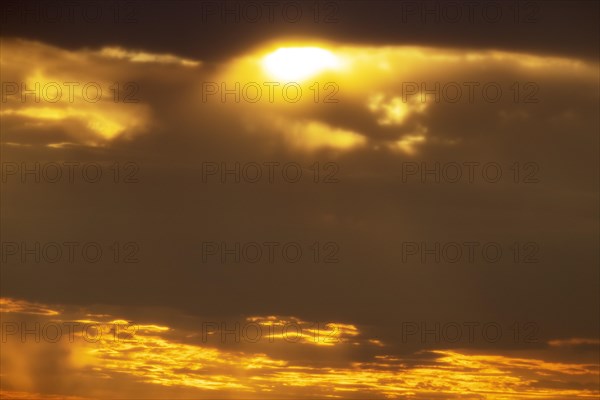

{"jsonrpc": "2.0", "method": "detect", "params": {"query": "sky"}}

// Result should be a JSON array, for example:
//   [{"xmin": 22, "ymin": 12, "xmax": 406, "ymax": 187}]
[{"xmin": 0, "ymin": 0, "xmax": 599, "ymax": 399}]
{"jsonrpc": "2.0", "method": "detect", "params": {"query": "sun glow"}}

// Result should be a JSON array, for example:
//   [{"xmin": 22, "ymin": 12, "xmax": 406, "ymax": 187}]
[{"xmin": 262, "ymin": 47, "xmax": 341, "ymax": 82}]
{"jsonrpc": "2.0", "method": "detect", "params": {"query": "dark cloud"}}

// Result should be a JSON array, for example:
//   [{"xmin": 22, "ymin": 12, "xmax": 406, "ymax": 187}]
[
  {"xmin": 1, "ymin": 39, "xmax": 597, "ymax": 346},
  {"xmin": 1, "ymin": 0, "xmax": 599, "ymax": 61},
  {"xmin": 0, "ymin": 1, "xmax": 598, "ymax": 397}
]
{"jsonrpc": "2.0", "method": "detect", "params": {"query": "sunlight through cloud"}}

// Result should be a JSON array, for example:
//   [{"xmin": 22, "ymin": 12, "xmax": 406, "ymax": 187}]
[{"xmin": 262, "ymin": 47, "xmax": 341, "ymax": 82}]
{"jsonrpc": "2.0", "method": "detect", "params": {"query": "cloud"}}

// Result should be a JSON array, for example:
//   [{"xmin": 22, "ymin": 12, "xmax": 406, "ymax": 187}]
[
  {"xmin": 1, "ymin": 38, "xmax": 598, "ymax": 399},
  {"xmin": 97, "ymin": 47, "xmax": 201, "ymax": 67},
  {"xmin": 1, "ymin": 298, "xmax": 598, "ymax": 399},
  {"xmin": 3, "ymin": 39, "xmax": 596, "ymax": 154}
]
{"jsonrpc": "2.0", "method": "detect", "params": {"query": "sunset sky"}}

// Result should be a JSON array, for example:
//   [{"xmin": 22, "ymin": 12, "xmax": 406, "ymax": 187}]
[{"xmin": 0, "ymin": 1, "xmax": 599, "ymax": 399}]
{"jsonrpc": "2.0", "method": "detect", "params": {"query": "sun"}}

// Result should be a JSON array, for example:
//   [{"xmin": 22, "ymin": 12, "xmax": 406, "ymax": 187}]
[{"xmin": 262, "ymin": 47, "xmax": 341, "ymax": 82}]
